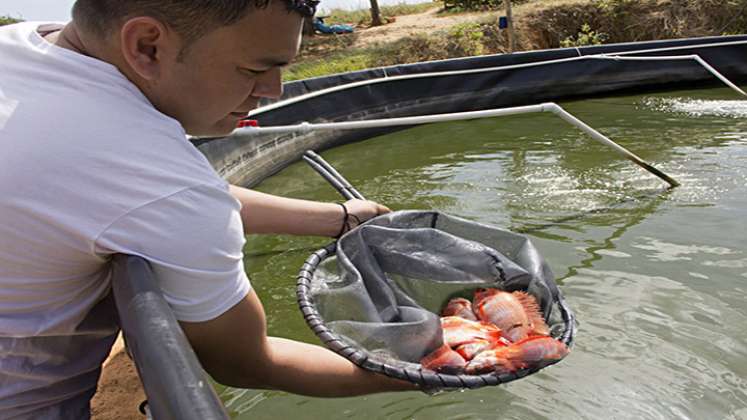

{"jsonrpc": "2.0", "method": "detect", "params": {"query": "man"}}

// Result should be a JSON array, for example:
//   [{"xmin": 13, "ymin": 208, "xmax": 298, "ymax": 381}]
[{"xmin": 0, "ymin": 1, "xmax": 414, "ymax": 418}]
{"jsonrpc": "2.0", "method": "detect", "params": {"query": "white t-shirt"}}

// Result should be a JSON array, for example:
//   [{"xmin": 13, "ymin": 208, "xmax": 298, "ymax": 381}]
[{"xmin": 0, "ymin": 22, "xmax": 251, "ymax": 418}]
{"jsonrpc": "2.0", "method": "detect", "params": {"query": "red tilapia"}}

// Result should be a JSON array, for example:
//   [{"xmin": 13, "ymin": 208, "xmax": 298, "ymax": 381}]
[
  {"xmin": 455, "ymin": 337, "xmax": 509, "ymax": 360},
  {"xmin": 441, "ymin": 297, "xmax": 477, "ymax": 321},
  {"xmin": 441, "ymin": 316, "xmax": 504, "ymax": 349},
  {"xmin": 473, "ymin": 288, "xmax": 550, "ymax": 342},
  {"xmin": 420, "ymin": 343, "xmax": 466, "ymax": 373},
  {"xmin": 465, "ymin": 336, "xmax": 569, "ymax": 375}
]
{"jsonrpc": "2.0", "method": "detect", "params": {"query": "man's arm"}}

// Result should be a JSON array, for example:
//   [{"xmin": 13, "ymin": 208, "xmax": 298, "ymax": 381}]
[
  {"xmin": 180, "ymin": 289, "xmax": 417, "ymax": 396},
  {"xmin": 229, "ymin": 185, "xmax": 389, "ymax": 237}
]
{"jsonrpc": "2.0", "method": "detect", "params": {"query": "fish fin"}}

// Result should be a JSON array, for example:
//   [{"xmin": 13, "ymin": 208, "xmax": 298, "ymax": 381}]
[
  {"xmin": 513, "ymin": 291, "xmax": 550, "ymax": 335},
  {"xmin": 486, "ymin": 328, "xmax": 504, "ymax": 343},
  {"xmin": 496, "ymin": 337, "xmax": 512, "ymax": 347},
  {"xmin": 456, "ymin": 340, "xmax": 492, "ymax": 360},
  {"xmin": 465, "ymin": 348, "xmax": 515, "ymax": 375},
  {"xmin": 421, "ymin": 344, "xmax": 466, "ymax": 372}
]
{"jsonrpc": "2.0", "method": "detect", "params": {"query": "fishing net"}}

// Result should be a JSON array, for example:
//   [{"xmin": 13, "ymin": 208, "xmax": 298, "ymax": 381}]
[{"xmin": 297, "ymin": 210, "xmax": 576, "ymax": 389}]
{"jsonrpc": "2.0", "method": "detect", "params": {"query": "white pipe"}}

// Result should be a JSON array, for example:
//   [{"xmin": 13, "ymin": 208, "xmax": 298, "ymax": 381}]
[
  {"xmin": 250, "ymin": 39, "xmax": 747, "ymax": 116},
  {"xmin": 249, "ymin": 56, "xmax": 587, "ymax": 115},
  {"xmin": 238, "ymin": 102, "xmax": 680, "ymax": 187},
  {"xmin": 242, "ymin": 104, "xmax": 547, "ymax": 134},
  {"xmin": 593, "ymin": 54, "xmax": 747, "ymax": 96},
  {"xmin": 545, "ymin": 104, "xmax": 679, "ymax": 187},
  {"xmin": 604, "ymin": 38, "xmax": 747, "ymax": 56}
]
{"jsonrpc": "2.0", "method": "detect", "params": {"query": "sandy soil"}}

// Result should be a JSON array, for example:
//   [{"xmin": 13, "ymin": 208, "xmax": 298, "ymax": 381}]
[
  {"xmin": 311, "ymin": 0, "xmax": 590, "ymax": 51},
  {"xmin": 91, "ymin": 335, "xmax": 145, "ymax": 420},
  {"xmin": 352, "ymin": 7, "xmax": 494, "ymax": 48}
]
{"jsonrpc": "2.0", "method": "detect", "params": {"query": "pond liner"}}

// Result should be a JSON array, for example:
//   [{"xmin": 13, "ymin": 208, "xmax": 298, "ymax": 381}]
[{"xmin": 194, "ymin": 35, "xmax": 747, "ymax": 188}]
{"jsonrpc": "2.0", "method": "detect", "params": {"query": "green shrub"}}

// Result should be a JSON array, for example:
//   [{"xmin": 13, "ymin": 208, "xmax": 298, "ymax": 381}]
[
  {"xmin": 447, "ymin": 22, "xmax": 485, "ymax": 56},
  {"xmin": 560, "ymin": 23, "xmax": 608, "ymax": 47},
  {"xmin": 0, "ymin": 15, "xmax": 22, "ymax": 26},
  {"xmin": 284, "ymin": 52, "xmax": 372, "ymax": 81}
]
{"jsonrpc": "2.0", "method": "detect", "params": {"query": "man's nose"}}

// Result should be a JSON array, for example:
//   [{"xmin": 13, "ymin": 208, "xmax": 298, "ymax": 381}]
[{"xmin": 252, "ymin": 67, "xmax": 283, "ymax": 99}]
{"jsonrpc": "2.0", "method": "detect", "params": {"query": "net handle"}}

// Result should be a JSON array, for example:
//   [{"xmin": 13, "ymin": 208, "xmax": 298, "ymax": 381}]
[
  {"xmin": 302, "ymin": 150, "xmax": 366, "ymax": 201},
  {"xmin": 298, "ymin": 152, "xmax": 577, "ymax": 386}
]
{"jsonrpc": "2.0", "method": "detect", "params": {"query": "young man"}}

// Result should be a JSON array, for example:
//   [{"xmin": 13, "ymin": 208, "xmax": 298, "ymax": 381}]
[{"xmin": 0, "ymin": 1, "xmax": 413, "ymax": 418}]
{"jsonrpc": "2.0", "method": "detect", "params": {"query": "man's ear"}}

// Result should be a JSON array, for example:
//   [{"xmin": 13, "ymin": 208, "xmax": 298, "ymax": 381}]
[{"xmin": 119, "ymin": 17, "xmax": 177, "ymax": 81}]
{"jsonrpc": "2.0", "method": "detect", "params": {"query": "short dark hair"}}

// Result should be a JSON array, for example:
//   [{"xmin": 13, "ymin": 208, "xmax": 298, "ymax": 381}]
[{"xmin": 72, "ymin": 0, "xmax": 318, "ymax": 47}]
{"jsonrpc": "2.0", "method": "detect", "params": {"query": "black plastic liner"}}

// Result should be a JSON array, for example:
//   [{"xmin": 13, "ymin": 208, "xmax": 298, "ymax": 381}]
[
  {"xmin": 196, "ymin": 36, "xmax": 747, "ymax": 187},
  {"xmin": 297, "ymin": 211, "xmax": 576, "ymax": 389},
  {"xmin": 276, "ymin": 35, "xmax": 747, "ymax": 106}
]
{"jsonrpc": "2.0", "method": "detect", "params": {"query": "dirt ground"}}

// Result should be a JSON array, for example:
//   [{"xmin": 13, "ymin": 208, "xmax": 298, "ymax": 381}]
[
  {"xmin": 352, "ymin": 7, "xmax": 492, "ymax": 48},
  {"xmin": 91, "ymin": 335, "xmax": 145, "ymax": 420},
  {"xmin": 334, "ymin": 0, "xmax": 592, "ymax": 48}
]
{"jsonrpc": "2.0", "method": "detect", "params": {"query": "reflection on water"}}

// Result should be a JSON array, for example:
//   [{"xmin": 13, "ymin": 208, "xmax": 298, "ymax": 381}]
[
  {"xmin": 643, "ymin": 98, "xmax": 747, "ymax": 119},
  {"xmin": 220, "ymin": 86, "xmax": 747, "ymax": 419}
]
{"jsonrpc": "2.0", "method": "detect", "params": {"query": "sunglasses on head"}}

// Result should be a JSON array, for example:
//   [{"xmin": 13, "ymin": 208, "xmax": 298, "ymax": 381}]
[{"xmin": 288, "ymin": 0, "xmax": 320, "ymax": 17}]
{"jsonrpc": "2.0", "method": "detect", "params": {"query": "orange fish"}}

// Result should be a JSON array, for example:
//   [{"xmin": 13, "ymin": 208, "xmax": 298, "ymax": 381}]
[
  {"xmin": 420, "ymin": 343, "xmax": 466, "ymax": 374},
  {"xmin": 465, "ymin": 336, "xmax": 569, "ymax": 375},
  {"xmin": 473, "ymin": 289, "xmax": 550, "ymax": 342},
  {"xmin": 441, "ymin": 316, "xmax": 504, "ymax": 349},
  {"xmin": 455, "ymin": 337, "xmax": 509, "ymax": 361},
  {"xmin": 441, "ymin": 297, "xmax": 477, "ymax": 321}
]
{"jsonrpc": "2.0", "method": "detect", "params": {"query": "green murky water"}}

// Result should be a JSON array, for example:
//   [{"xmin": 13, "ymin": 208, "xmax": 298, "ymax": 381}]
[{"xmin": 218, "ymin": 86, "xmax": 747, "ymax": 419}]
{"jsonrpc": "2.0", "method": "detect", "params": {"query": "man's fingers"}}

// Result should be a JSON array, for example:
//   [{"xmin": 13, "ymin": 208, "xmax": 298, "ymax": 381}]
[
  {"xmin": 343, "ymin": 199, "xmax": 391, "ymax": 223},
  {"xmin": 375, "ymin": 203, "xmax": 391, "ymax": 215}
]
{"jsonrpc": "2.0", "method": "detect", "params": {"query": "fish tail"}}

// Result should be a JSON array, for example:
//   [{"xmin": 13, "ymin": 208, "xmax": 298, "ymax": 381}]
[
  {"xmin": 465, "ymin": 350, "xmax": 514, "ymax": 375},
  {"xmin": 421, "ymin": 343, "xmax": 466, "ymax": 373}
]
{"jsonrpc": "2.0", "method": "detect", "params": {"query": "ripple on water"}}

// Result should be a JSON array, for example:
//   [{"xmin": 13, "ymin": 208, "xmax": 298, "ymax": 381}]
[
  {"xmin": 641, "ymin": 98, "xmax": 747, "ymax": 119},
  {"xmin": 562, "ymin": 267, "xmax": 747, "ymax": 419},
  {"xmin": 631, "ymin": 236, "xmax": 738, "ymax": 262}
]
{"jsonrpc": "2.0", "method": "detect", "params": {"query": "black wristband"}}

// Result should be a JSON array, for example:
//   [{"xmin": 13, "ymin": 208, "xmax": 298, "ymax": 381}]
[{"xmin": 335, "ymin": 203, "xmax": 348, "ymax": 239}]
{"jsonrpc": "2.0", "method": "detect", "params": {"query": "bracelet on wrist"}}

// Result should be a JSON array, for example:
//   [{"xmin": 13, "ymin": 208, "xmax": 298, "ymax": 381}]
[{"xmin": 335, "ymin": 203, "xmax": 349, "ymax": 239}]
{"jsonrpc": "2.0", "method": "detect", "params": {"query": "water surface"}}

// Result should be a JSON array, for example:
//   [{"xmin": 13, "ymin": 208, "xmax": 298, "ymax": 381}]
[{"xmin": 219, "ymin": 86, "xmax": 747, "ymax": 420}]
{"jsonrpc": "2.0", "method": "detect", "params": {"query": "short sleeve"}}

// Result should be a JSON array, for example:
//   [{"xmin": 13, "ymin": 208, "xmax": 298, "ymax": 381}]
[{"xmin": 95, "ymin": 183, "xmax": 251, "ymax": 322}]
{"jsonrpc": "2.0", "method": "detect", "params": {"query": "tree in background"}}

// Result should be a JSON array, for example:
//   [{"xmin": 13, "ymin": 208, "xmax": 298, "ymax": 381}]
[
  {"xmin": 370, "ymin": 0, "xmax": 382, "ymax": 26},
  {"xmin": 1, "ymin": 15, "xmax": 21, "ymax": 26}
]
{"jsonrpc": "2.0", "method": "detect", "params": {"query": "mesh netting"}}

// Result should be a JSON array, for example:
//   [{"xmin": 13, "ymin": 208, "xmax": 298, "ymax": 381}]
[{"xmin": 297, "ymin": 210, "xmax": 576, "ymax": 388}]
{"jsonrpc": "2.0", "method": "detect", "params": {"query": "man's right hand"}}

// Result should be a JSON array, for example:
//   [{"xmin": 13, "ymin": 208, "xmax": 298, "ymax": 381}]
[
  {"xmin": 339, "ymin": 198, "xmax": 391, "ymax": 234},
  {"xmin": 179, "ymin": 290, "xmax": 416, "ymax": 396}
]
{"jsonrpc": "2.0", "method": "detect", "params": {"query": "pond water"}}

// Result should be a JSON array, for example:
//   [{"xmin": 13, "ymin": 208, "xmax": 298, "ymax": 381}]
[{"xmin": 217, "ymin": 85, "xmax": 747, "ymax": 419}]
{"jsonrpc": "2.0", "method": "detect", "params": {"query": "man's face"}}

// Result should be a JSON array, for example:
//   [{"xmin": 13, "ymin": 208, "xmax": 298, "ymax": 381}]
[{"xmin": 151, "ymin": 2, "xmax": 303, "ymax": 137}]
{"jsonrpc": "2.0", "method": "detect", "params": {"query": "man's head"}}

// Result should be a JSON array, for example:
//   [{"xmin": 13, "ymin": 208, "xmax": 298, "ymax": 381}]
[{"xmin": 71, "ymin": 0, "xmax": 316, "ymax": 136}]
